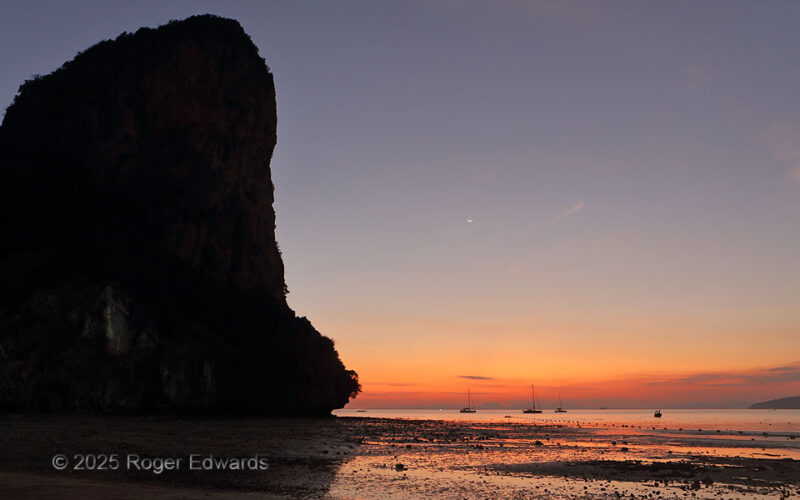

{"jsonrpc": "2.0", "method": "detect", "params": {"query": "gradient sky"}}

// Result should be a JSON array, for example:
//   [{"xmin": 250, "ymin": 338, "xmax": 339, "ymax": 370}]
[{"xmin": 2, "ymin": 1, "xmax": 799, "ymax": 408}]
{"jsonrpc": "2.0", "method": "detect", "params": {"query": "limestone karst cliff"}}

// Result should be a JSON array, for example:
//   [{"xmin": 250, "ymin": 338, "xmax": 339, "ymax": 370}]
[{"xmin": 0, "ymin": 15, "xmax": 360, "ymax": 414}]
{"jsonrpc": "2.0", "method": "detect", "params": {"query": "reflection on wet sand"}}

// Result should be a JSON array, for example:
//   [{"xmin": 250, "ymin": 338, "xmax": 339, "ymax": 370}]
[
  {"xmin": 329, "ymin": 417, "xmax": 800, "ymax": 499},
  {"xmin": 1, "ymin": 414, "xmax": 798, "ymax": 498}
]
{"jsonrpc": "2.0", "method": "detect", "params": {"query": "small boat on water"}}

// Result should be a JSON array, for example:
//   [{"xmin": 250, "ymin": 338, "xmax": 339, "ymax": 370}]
[
  {"xmin": 554, "ymin": 395, "xmax": 567, "ymax": 413},
  {"xmin": 654, "ymin": 409, "xmax": 662, "ymax": 418},
  {"xmin": 522, "ymin": 384, "xmax": 543, "ymax": 414},
  {"xmin": 459, "ymin": 388, "xmax": 477, "ymax": 413},
  {"xmin": 355, "ymin": 409, "xmax": 367, "ymax": 413}
]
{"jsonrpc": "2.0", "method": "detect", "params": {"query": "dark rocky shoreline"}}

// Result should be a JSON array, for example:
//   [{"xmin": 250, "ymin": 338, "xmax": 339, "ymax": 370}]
[{"xmin": 1, "ymin": 415, "xmax": 797, "ymax": 498}]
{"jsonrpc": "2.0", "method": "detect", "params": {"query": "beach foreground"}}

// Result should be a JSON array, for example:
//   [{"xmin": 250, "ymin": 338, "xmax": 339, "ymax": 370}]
[{"xmin": 0, "ymin": 414, "xmax": 797, "ymax": 499}]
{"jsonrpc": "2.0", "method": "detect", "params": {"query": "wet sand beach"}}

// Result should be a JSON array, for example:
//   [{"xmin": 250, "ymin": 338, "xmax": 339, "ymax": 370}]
[{"xmin": 0, "ymin": 414, "xmax": 798, "ymax": 499}]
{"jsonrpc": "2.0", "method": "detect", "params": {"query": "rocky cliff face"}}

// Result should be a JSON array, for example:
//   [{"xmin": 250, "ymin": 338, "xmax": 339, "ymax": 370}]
[{"xmin": 0, "ymin": 15, "xmax": 360, "ymax": 414}]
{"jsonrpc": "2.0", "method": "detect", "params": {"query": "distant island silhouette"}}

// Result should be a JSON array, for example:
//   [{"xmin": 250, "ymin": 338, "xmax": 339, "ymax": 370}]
[
  {"xmin": 478, "ymin": 402, "xmax": 508, "ymax": 409},
  {"xmin": 749, "ymin": 396, "xmax": 800, "ymax": 409},
  {"xmin": 0, "ymin": 15, "xmax": 359, "ymax": 414}
]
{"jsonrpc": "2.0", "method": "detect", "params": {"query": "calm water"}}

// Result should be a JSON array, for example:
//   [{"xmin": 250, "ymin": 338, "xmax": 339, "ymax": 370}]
[{"xmin": 334, "ymin": 408, "xmax": 800, "ymax": 434}]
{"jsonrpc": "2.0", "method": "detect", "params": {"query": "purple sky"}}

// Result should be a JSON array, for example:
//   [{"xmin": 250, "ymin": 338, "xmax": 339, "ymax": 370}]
[{"xmin": 2, "ymin": 1, "xmax": 799, "ymax": 406}]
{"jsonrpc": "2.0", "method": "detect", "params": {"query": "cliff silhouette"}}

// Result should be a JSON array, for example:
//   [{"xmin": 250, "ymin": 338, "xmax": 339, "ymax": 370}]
[{"xmin": 0, "ymin": 15, "xmax": 360, "ymax": 414}]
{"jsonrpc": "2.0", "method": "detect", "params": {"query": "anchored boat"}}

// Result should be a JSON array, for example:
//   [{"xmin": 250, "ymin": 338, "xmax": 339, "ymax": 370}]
[
  {"xmin": 522, "ymin": 384, "xmax": 543, "ymax": 414},
  {"xmin": 459, "ymin": 388, "xmax": 477, "ymax": 413}
]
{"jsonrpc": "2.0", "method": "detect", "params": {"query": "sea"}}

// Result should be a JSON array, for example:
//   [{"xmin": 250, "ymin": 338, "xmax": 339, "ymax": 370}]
[{"xmin": 334, "ymin": 408, "xmax": 800, "ymax": 435}]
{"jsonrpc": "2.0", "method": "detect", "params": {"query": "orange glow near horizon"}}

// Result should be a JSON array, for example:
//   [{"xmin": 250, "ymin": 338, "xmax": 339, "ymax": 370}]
[
  {"xmin": 344, "ymin": 366, "xmax": 800, "ymax": 409},
  {"xmin": 321, "ymin": 316, "xmax": 800, "ymax": 409}
]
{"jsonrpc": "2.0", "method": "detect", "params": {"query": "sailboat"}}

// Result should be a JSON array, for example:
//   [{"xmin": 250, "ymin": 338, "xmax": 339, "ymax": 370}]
[
  {"xmin": 522, "ymin": 384, "xmax": 542, "ymax": 413},
  {"xmin": 554, "ymin": 395, "xmax": 567, "ymax": 413},
  {"xmin": 459, "ymin": 388, "xmax": 477, "ymax": 413}
]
